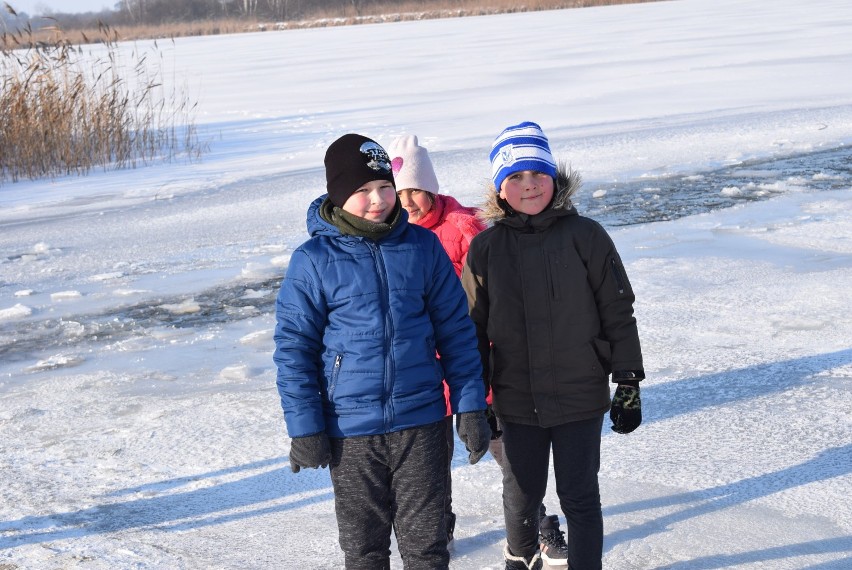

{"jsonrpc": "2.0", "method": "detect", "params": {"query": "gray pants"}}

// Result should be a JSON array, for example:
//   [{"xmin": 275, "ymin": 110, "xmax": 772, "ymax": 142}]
[
  {"xmin": 329, "ymin": 420, "xmax": 449, "ymax": 570},
  {"xmin": 443, "ymin": 416, "xmax": 455, "ymax": 530}
]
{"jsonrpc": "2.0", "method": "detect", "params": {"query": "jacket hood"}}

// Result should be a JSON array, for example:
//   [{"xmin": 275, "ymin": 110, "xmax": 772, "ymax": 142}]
[
  {"xmin": 478, "ymin": 162, "xmax": 582, "ymax": 225},
  {"xmin": 306, "ymin": 195, "xmax": 338, "ymax": 238}
]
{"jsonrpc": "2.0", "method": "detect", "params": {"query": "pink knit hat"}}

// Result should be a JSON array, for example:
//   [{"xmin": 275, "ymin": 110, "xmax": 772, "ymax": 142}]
[{"xmin": 387, "ymin": 135, "xmax": 440, "ymax": 195}]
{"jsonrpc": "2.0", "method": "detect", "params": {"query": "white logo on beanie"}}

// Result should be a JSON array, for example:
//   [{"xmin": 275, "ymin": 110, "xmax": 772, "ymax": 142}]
[
  {"xmin": 499, "ymin": 144, "xmax": 516, "ymax": 166},
  {"xmin": 360, "ymin": 141, "xmax": 391, "ymax": 173}
]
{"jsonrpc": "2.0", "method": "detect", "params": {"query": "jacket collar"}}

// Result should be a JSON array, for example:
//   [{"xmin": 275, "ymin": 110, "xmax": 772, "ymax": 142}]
[{"xmin": 307, "ymin": 194, "xmax": 409, "ymax": 241}]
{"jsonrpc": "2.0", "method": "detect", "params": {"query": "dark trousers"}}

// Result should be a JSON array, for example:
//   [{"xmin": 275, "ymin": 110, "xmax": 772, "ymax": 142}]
[
  {"xmin": 501, "ymin": 416, "xmax": 604, "ymax": 570},
  {"xmin": 329, "ymin": 420, "xmax": 449, "ymax": 570}
]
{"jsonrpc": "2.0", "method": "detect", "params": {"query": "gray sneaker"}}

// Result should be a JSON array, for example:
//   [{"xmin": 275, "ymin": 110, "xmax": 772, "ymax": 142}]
[{"xmin": 538, "ymin": 514, "xmax": 570, "ymax": 566}]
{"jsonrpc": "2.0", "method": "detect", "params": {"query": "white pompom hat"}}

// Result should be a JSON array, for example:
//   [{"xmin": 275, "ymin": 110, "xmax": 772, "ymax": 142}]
[{"xmin": 387, "ymin": 134, "xmax": 440, "ymax": 195}]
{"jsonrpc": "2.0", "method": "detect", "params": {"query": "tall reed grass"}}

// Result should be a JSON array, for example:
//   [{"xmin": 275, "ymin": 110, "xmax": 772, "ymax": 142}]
[{"xmin": 1, "ymin": 6, "xmax": 204, "ymax": 185}]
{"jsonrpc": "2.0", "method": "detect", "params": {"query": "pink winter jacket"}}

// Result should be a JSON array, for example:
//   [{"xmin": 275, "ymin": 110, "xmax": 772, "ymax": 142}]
[
  {"xmin": 412, "ymin": 193, "xmax": 487, "ymax": 415},
  {"xmin": 414, "ymin": 194, "xmax": 486, "ymax": 278}
]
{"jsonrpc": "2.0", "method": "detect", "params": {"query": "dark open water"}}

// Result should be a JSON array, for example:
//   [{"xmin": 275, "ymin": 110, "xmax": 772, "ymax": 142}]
[{"xmin": 578, "ymin": 145, "xmax": 852, "ymax": 227}]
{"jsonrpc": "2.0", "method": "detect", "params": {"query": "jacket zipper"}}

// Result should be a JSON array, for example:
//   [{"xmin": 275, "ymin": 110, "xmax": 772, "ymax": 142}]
[
  {"xmin": 369, "ymin": 241, "xmax": 395, "ymax": 432},
  {"xmin": 545, "ymin": 251, "xmax": 559, "ymax": 300},
  {"xmin": 329, "ymin": 354, "xmax": 343, "ymax": 399},
  {"xmin": 610, "ymin": 258, "xmax": 626, "ymax": 294}
]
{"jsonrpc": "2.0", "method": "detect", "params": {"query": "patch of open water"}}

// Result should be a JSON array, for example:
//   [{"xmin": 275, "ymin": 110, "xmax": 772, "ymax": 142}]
[{"xmin": 578, "ymin": 145, "xmax": 852, "ymax": 226}]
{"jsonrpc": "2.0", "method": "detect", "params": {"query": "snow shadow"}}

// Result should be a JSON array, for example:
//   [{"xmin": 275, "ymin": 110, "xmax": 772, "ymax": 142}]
[
  {"xmin": 0, "ymin": 456, "xmax": 333, "ymax": 550},
  {"xmin": 595, "ymin": 349, "xmax": 852, "ymax": 565},
  {"xmin": 639, "ymin": 348, "xmax": 852, "ymax": 426},
  {"xmin": 655, "ymin": 536, "xmax": 851, "ymax": 569},
  {"xmin": 602, "ymin": 443, "xmax": 852, "ymax": 563}
]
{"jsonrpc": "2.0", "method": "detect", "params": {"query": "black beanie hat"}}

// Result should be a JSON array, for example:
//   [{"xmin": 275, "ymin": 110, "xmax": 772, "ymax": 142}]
[{"xmin": 325, "ymin": 133, "xmax": 396, "ymax": 207}]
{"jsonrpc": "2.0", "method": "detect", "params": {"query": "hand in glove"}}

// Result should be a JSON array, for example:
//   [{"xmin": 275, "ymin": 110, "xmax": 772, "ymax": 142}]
[
  {"xmin": 610, "ymin": 384, "xmax": 642, "ymax": 434},
  {"xmin": 289, "ymin": 432, "xmax": 331, "ymax": 473},
  {"xmin": 485, "ymin": 405, "xmax": 502, "ymax": 440},
  {"xmin": 456, "ymin": 411, "xmax": 491, "ymax": 464}
]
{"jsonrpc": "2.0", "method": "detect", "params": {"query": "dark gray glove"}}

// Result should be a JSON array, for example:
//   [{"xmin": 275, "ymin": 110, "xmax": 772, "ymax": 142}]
[
  {"xmin": 610, "ymin": 385, "xmax": 642, "ymax": 434},
  {"xmin": 456, "ymin": 411, "xmax": 490, "ymax": 464},
  {"xmin": 289, "ymin": 432, "xmax": 331, "ymax": 473}
]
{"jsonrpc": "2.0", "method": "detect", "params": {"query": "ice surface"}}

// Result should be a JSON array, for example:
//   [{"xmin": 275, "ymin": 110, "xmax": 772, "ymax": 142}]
[{"xmin": 1, "ymin": 0, "xmax": 851, "ymax": 568}]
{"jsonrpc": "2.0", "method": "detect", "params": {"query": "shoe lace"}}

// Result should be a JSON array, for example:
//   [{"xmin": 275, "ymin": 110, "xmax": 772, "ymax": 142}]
[{"xmin": 541, "ymin": 528, "xmax": 568, "ymax": 548}]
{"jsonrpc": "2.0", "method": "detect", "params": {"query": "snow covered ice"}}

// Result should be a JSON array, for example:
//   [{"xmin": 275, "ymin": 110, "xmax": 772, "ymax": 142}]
[{"xmin": 1, "ymin": 0, "xmax": 851, "ymax": 567}]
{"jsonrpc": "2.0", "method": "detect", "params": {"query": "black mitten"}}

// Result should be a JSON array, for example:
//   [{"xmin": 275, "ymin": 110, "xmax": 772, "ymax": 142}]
[
  {"xmin": 610, "ymin": 385, "xmax": 642, "ymax": 434},
  {"xmin": 456, "ymin": 411, "xmax": 490, "ymax": 464},
  {"xmin": 485, "ymin": 405, "xmax": 503, "ymax": 440},
  {"xmin": 289, "ymin": 432, "xmax": 331, "ymax": 473}
]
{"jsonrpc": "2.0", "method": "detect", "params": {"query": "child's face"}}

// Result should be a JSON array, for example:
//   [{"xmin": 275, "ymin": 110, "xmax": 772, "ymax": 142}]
[
  {"xmin": 499, "ymin": 170, "xmax": 554, "ymax": 215},
  {"xmin": 397, "ymin": 189, "xmax": 433, "ymax": 224},
  {"xmin": 341, "ymin": 179, "xmax": 397, "ymax": 223}
]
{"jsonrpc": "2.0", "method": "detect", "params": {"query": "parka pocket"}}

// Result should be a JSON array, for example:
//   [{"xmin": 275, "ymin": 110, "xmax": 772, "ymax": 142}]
[
  {"xmin": 546, "ymin": 247, "xmax": 589, "ymax": 302},
  {"xmin": 584, "ymin": 342, "xmax": 609, "ymax": 380},
  {"xmin": 488, "ymin": 343, "xmax": 500, "ymax": 385},
  {"xmin": 328, "ymin": 354, "xmax": 343, "ymax": 400},
  {"xmin": 556, "ymin": 342, "xmax": 609, "ymax": 381},
  {"xmin": 610, "ymin": 257, "xmax": 626, "ymax": 295},
  {"xmin": 591, "ymin": 337, "xmax": 613, "ymax": 376},
  {"xmin": 546, "ymin": 249, "xmax": 571, "ymax": 301},
  {"xmin": 426, "ymin": 338, "xmax": 443, "ymax": 381}
]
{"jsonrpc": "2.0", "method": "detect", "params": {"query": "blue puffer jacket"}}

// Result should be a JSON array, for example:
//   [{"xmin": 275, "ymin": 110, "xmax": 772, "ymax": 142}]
[{"xmin": 274, "ymin": 195, "xmax": 486, "ymax": 439}]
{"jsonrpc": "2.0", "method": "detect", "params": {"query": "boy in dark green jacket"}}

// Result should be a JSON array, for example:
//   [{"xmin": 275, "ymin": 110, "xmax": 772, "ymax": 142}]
[{"xmin": 461, "ymin": 122, "xmax": 644, "ymax": 570}]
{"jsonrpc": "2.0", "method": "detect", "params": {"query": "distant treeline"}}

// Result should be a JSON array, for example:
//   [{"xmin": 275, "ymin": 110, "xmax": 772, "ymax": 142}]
[{"xmin": 2, "ymin": 1, "xmax": 659, "ymax": 31}]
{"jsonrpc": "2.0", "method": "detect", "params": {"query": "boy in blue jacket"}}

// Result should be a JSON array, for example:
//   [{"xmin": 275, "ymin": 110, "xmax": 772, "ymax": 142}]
[{"xmin": 273, "ymin": 133, "xmax": 490, "ymax": 569}]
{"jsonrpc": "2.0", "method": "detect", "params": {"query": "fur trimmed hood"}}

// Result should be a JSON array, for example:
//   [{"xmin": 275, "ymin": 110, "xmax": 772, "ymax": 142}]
[{"xmin": 478, "ymin": 162, "xmax": 582, "ymax": 225}]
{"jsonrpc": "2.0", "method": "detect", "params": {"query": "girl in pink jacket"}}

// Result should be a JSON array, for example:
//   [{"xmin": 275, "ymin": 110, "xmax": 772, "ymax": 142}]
[
  {"xmin": 387, "ymin": 134, "xmax": 486, "ymax": 548},
  {"xmin": 388, "ymin": 135, "xmax": 485, "ymax": 278},
  {"xmin": 388, "ymin": 134, "xmax": 572, "ymax": 568}
]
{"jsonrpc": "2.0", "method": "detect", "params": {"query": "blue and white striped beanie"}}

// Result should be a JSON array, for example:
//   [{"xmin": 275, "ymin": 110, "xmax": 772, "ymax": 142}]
[{"xmin": 489, "ymin": 121, "xmax": 557, "ymax": 192}]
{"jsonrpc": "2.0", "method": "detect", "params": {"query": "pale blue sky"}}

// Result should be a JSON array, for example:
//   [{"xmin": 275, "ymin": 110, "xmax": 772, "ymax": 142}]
[{"xmin": 6, "ymin": 0, "xmax": 115, "ymax": 16}]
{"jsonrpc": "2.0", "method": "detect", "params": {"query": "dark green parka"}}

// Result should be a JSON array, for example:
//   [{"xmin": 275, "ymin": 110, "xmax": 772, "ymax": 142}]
[{"xmin": 461, "ymin": 165, "xmax": 644, "ymax": 427}]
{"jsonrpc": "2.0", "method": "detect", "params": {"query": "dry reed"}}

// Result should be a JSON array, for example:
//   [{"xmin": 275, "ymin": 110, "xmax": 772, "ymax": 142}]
[{"xmin": 1, "ymin": 6, "xmax": 204, "ymax": 185}]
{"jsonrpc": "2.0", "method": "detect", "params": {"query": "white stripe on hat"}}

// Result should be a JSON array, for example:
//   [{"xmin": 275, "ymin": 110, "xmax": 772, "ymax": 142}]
[
  {"xmin": 491, "ymin": 144, "xmax": 556, "ymax": 177},
  {"xmin": 493, "ymin": 127, "xmax": 549, "ymax": 145}
]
